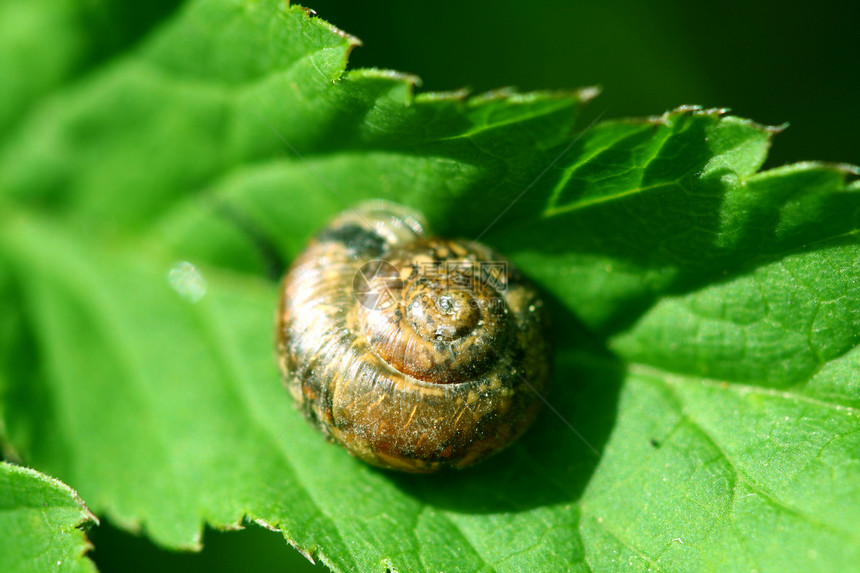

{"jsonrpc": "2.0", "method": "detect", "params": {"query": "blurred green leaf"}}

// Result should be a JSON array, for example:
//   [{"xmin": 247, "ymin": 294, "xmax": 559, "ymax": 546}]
[
  {"xmin": 0, "ymin": 1, "xmax": 858, "ymax": 572},
  {"xmin": 0, "ymin": 0, "xmax": 182, "ymax": 134},
  {"xmin": 0, "ymin": 462, "xmax": 97, "ymax": 573}
]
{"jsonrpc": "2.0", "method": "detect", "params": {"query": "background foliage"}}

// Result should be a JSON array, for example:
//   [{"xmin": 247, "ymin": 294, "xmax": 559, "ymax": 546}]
[
  {"xmin": 310, "ymin": 0, "xmax": 859, "ymax": 167},
  {"xmin": 1, "ymin": 0, "xmax": 857, "ymax": 572}
]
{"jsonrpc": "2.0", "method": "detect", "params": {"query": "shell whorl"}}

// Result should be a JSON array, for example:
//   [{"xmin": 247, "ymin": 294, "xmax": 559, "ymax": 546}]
[
  {"xmin": 356, "ymin": 238, "xmax": 512, "ymax": 385},
  {"xmin": 277, "ymin": 202, "xmax": 552, "ymax": 473}
]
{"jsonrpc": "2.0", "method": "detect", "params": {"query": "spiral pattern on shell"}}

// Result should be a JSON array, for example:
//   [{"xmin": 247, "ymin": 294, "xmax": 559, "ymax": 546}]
[{"xmin": 276, "ymin": 202, "xmax": 552, "ymax": 472}]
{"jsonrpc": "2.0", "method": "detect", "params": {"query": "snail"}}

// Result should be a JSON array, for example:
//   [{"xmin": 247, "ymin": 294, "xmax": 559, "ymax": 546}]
[{"xmin": 275, "ymin": 201, "xmax": 552, "ymax": 473}]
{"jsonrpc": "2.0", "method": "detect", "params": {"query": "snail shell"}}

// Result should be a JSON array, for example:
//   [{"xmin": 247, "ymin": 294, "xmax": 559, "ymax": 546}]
[{"xmin": 276, "ymin": 202, "xmax": 552, "ymax": 473}]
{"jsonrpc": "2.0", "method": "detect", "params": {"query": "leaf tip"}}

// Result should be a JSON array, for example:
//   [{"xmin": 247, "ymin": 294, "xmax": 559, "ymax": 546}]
[
  {"xmin": 10, "ymin": 463, "xmax": 100, "ymax": 527},
  {"xmin": 767, "ymin": 121, "xmax": 790, "ymax": 135},
  {"xmin": 230, "ymin": 517, "xmax": 329, "ymax": 568},
  {"xmin": 415, "ymin": 87, "xmax": 472, "ymax": 103},
  {"xmin": 251, "ymin": 517, "xmax": 280, "ymax": 532},
  {"xmin": 295, "ymin": 545, "xmax": 317, "ymax": 565},
  {"xmin": 361, "ymin": 68, "xmax": 422, "ymax": 87},
  {"xmin": 577, "ymin": 85, "xmax": 602, "ymax": 103},
  {"xmin": 256, "ymin": 517, "xmax": 322, "ymax": 566},
  {"xmin": 664, "ymin": 105, "xmax": 728, "ymax": 122},
  {"xmin": 822, "ymin": 161, "xmax": 860, "ymax": 177},
  {"xmin": 291, "ymin": 4, "xmax": 363, "ymax": 49},
  {"xmin": 470, "ymin": 86, "xmax": 519, "ymax": 102},
  {"xmin": 467, "ymin": 85, "xmax": 598, "ymax": 107}
]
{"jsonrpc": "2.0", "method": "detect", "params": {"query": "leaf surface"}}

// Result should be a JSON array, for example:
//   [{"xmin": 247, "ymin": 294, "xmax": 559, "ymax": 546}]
[
  {"xmin": 0, "ymin": 462, "xmax": 97, "ymax": 573},
  {"xmin": 0, "ymin": 1, "xmax": 858, "ymax": 571}
]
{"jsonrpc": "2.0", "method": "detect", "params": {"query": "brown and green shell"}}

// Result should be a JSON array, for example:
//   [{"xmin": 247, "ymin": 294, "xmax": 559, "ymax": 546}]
[{"xmin": 276, "ymin": 202, "xmax": 552, "ymax": 473}]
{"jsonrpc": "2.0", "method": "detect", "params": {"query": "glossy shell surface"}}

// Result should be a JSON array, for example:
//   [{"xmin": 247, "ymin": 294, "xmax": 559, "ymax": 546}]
[{"xmin": 276, "ymin": 202, "xmax": 552, "ymax": 472}]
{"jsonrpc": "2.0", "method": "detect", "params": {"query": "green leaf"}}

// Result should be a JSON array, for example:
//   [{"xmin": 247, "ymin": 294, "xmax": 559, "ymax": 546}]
[
  {"xmin": 0, "ymin": 462, "xmax": 97, "ymax": 573},
  {"xmin": 0, "ymin": 0, "xmax": 182, "ymax": 134},
  {"xmin": 1, "ymin": 1, "xmax": 858, "ymax": 572}
]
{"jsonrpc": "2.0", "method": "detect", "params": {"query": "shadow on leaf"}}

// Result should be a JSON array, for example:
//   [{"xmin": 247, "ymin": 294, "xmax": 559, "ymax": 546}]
[{"xmin": 384, "ymin": 292, "xmax": 624, "ymax": 513}]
